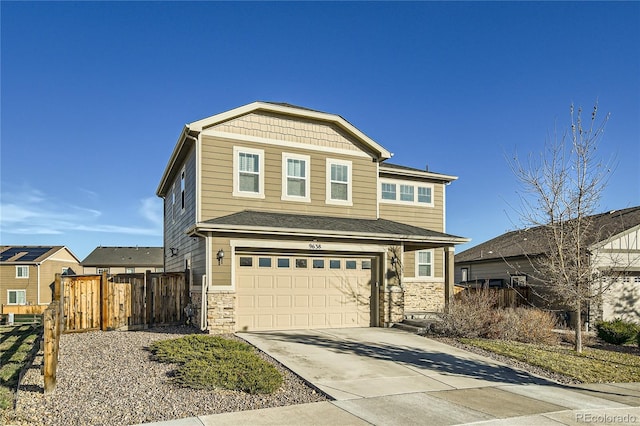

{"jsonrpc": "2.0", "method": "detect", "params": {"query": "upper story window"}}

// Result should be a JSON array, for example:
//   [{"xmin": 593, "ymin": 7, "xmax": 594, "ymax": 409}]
[
  {"xmin": 381, "ymin": 183, "xmax": 396, "ymax": 200},
  {"xmin": 16, "ymin": 266, "xmax": 29, "ymax": 278},
  {"xmin": 326, "ymin": 159, "xmax": 352, "ymax": 205},
  {"xmin": 282, "ymin": 153, "xmax": 310, "ymax": 202},
  {"xmin": 380, "ymin": 179, "xmax": 434, "ymax": 207},
  {"xmin": 416, "ymin": 250, "xmax": 434, "ymax": 278},
  {"xmin": 233, "ymin": 146, "xmax": 265, "ymax": 198},
  {"xmin": 400, "ymin": 184, "xmax": 414, "ymax": 202}
]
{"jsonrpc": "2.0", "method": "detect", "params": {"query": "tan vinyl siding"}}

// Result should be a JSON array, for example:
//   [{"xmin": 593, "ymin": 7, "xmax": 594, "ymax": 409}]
[
  {"xmin": 200, "ymin": 136, "xmax": 378, "ymax": 220},
  {"xmin": 403, "ymin": 249, "xmax": 444, "ymax": 279},
  {"xmin": 1, "ymin": 265, "xmax": 37, "ymax": 306},
  {"xmin": 209, "ymin": 111, "xmax": 366, "ymax": 153},
  {"xmin": 378, "ymin": 182, "xmax": 445, "ymax": 230},
  {"xmin": 211, "ymin": 237, "xmax": 232, "ymax": 287}
]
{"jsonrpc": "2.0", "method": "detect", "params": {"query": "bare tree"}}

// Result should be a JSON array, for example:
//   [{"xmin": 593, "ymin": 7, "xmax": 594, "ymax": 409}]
[{"xmin": 509, "ymin": 103, "xmax": 613, "ymax": 353}]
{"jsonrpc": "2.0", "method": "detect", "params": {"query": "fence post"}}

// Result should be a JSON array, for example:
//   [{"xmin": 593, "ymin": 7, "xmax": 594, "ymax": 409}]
[
  {"xmin": 146, "ymin": 270, "xmax": 153, "ymax": 328},
  {"xmin": 43, "ymin": 304, "xmax": 59, "ymax": 394},
  {"xmin": 101, "ymin": 271, "xmax": 109, "ymax": 331}
]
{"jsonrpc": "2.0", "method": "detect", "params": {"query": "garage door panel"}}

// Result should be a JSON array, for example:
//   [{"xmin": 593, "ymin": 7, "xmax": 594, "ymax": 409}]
[
  {"xmin": 276, "ymin": 295, "xmax": 292, "ymax": 307},
  {"xmin": 236, "ymin": 254, "xmax": 373, "ymax": 331},
  {"xmin": 294, "ymin": 295, "xmax": 309, "ymax": 307}
]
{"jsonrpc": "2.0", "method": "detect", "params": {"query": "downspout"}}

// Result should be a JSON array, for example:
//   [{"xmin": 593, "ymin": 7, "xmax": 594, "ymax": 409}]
[
  {"xmin": 191, "ymin": 229, "xmax": 209, "ymax": 331},
  {"xmin": 37, "ymin": 263, "xmax": 41, "ymax": 305}
]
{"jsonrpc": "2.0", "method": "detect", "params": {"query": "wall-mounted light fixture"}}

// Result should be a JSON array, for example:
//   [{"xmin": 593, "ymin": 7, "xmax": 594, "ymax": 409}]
[
  {"xmin": 170, "ymin": 247, "xmax": 179, "ymax": 257},
  {"xmin": 216, "ymin": 249, "xmax": 225, "ymax": 265}
]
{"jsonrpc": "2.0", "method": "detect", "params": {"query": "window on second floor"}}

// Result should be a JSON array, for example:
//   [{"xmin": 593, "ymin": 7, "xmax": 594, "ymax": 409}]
[
  {"xmin": 326, "ymin": 159, "xmax": 352, "ymax": 205},
  {"xmin": 282, "ymin": 153, "xmax": 310, "ymax": 202},
  {"xmin": 233, "ymin": 147, "xmax": 265, "ymax": 198},
  {"xmin": 416, "ymin": 250, "xmax": 434, "ymax": 278},
  {"xmin": 380, "ymin": 179, "xmax": 434, "ymax": 207},
  {"xmin": 16, "ymin": 266, "xmax": 29, "ymax": 278}
]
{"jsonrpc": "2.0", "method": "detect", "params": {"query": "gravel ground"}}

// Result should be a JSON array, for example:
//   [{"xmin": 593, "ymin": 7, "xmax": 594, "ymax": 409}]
[{"xmin": 8, "ymin": 326, "xmax": 327, "ymax": 426}]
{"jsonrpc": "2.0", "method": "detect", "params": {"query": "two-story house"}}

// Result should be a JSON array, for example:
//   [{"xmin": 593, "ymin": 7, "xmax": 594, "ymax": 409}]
[
  {"xmin": 157, "ymin": 102, "xmax": 468, "ymax": 333},
  {"xmin": 1, "ymin": 245, "xmax": 80, "ymax": 313}
]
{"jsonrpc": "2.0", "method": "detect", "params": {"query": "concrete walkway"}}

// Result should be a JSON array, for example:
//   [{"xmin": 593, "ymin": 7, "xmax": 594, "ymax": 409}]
[{"xmin": 142, "ymin": 328, "xmax": 640, "ymax": 425}]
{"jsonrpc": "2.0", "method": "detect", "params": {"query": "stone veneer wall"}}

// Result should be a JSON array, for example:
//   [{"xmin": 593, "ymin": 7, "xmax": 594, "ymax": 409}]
[
  {"xmin": 403, "ymin": 281, "xmax": 445, "ymax": 313},
  {"xmin": 381, "ymin": 286, "xmax": 404, "ymax": 326},
  {"xmin": 206, "ymin": 291, "xmax": 236, "ymax": 333}
]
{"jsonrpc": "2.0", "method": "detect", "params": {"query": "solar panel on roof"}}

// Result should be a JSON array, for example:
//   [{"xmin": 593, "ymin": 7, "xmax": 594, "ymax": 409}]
[
  {"xmin": 0, "ymin": 247, "xmax": 52, "ymax": 262},
  {"xmin": 20, "ymin": 247, "xmax": 52, "ymax": 261}
]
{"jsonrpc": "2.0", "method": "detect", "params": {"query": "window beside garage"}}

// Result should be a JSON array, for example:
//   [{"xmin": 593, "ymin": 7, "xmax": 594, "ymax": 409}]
[
  {"xmin": 277, "ymin": 258, "xmax": 290, "ymax": 268},
  {"xmin": 416, "ymin": 250, "xmax": 433, "ymax": 277}
]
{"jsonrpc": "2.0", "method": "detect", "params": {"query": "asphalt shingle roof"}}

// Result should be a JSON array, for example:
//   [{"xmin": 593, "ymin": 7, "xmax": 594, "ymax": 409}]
[
  {"xmin": 456, "ymin": 206, "xmax": 640, "ymax": 263},
  {"xmin": 81, "ymin": 247, "xmax": 164, "ymax": 267},
  {"xmin": 201, "ymin": 210, "xmax": 466, "ymax": 242}
]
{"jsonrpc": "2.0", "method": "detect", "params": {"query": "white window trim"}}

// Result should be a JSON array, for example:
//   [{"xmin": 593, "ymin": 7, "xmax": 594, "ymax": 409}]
[
  {"xmin": 379, "ymin": 178, "xmax": 435, "ymax": 207},
  {"xmin": 7, "ymin": 289, "xmax": 26, "ymax": 305},
  {"xmin": 15, "ymin": 265, "xmax": 29, "ymax": 279},
  {"xmin": 326, "ymin": 158, "xmax": 352, "ymax": 206},
  {"xmin": 233, "ymin": 146, "xmax": 265, "ymax": 199},
  {"xmin": 416, "ymin": 249, "xmax": 435, "ymax": 278},
  {"xmin": 281, "ymin": 152, "xmax": 311, "ymax": 203}
]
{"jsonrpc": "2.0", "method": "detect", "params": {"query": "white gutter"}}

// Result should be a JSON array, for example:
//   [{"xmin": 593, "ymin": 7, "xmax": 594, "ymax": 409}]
[
  {"xmin": 190, "ymin": 229, "xmax": 210, "ymax": 331},
  {"xmin": 188, "ymin": 223, "xmax": 470, "ymax": 245}
]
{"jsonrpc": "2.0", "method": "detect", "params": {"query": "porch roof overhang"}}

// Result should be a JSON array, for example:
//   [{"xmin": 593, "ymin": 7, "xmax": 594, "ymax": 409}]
[{"xmin": 187, "ymin": 210, "xmax": 469, "ymax": 247}]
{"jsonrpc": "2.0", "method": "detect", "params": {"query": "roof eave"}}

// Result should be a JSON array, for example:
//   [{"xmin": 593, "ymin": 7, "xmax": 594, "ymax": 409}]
[
  {"xmin": 156, "ymin": 126, "xmax": 198, "ymax": 197},
  {"xmin": 379, "ymin": 166, "xmax": 458, "ymax": 182},
  {"xmin": 188, "ymin": 223, "xmax": 469, "ymax": 245}
]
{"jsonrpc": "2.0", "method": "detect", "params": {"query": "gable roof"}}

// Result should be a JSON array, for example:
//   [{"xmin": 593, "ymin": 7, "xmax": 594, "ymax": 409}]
[
  {"xmin": 456, "ymin": 206, "xmax": 640, "ymax": 263},
  {"xmin": 81, "ymin": 246, "xmax": 164, "ymax": 267},
  {"xmin": 191, "ymin": 210, "xmax": 469, "ymax": 245},
  {"xmin": 157, "ymin": 101, "xmax": 393, "ymax": 197},
  {"xmin": 0, "ymin": 246, "xmax": 79, "ymax": 264}
]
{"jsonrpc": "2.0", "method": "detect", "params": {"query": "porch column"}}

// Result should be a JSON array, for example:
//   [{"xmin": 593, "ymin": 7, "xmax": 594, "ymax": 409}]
[{"xmin": 444, "ymin": 246, "xmax": 455, "ymax": 312}]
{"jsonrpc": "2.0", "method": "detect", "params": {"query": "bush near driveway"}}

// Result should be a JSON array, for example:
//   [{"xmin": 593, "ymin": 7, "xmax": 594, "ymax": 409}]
[
  {"xmin": 595, "ymin": 318, "xmax": 639, "ymax": 345},
  {"xmin": 149, "ymin": 335, "xmax": 283, "ymax": 394},
  {"xmin": 432, "ymin": 290, "xmax": 558, "ymax": 345}
]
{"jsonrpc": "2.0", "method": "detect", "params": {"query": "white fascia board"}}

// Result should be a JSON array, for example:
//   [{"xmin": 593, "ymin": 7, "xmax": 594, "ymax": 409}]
[
  {"xmin": 189, "ymin": 101, "xmax": 392, "ymax": 160},
  {"xmin": 589, "ymin": 223, "xmax": 640, "ymax": 251},
  {"xmin": 380, "ymin": 167, "xmax": 458, "ymax": 182},
  {"xmin": 192, "ymin": 223, "xmax": 470, "ymax": 245}
]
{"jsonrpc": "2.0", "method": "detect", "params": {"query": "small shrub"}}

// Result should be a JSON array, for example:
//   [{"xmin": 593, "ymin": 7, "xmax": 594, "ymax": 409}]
[
  {"xmin": 433, "ymin": 290, "xmax": 557, "ymax": 345},
  {"xmin": 595, "ymin": 318, "xmax": 640, "ymax": 345}
]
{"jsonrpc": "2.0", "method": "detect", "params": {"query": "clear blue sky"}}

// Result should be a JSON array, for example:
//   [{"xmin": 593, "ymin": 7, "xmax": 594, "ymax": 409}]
[{"xmin": 1, "ymin": 2, "xmax": 639, "ymax": 260}]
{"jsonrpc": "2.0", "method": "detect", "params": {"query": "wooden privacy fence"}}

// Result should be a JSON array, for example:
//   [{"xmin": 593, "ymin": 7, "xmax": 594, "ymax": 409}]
[{"xmin": 61, "ymin": 271, "xmax": 188, "ymax": 332}]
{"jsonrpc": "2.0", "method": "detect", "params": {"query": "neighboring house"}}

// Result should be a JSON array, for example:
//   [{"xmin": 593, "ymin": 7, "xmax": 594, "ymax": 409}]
[
  {"xmin": 0, "ymin": 246, "xmax": 81, "ymax": 309},
  {"xmin": 157, "ymin": 101, "xmax": 468, "ymax": 333},
  {"xmin": 455, "ymin": 206, "xmax": 640, "ymax": 323},
  {"xmin": 81, "ymin": 246, "xmax": 164, "ymax": 274}
]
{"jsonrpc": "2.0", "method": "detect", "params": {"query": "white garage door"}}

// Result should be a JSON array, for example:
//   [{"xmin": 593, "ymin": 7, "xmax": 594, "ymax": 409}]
[{"xmin": 236, "ymin": 254, "xmax": 375, "ymax": 331}]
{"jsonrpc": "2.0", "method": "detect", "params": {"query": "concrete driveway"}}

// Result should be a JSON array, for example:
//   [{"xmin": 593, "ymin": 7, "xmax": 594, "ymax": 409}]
[
  {"xmin": 238, "ymin": 328, "xmax": 640, "ymax": 425},
  {"xmin": 144, "ymin": 328, "xmax": 640, "ymax": 425}
]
